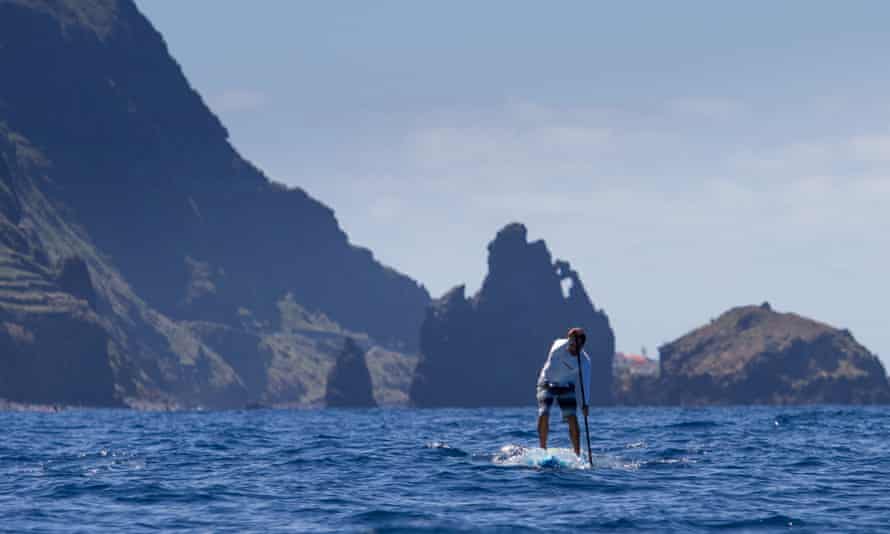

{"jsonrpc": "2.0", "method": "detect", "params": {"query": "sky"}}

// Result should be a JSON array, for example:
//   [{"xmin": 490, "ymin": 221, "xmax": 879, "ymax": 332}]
[{"xmin": 136, "ymin": 1, "xmax": 890, "ymax": 366}]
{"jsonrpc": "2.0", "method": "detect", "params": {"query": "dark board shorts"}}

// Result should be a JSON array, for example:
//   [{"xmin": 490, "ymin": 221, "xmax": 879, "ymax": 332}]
[{"xmin": 536, "ymin": 383, "xmax": 577, "ymax": 420}]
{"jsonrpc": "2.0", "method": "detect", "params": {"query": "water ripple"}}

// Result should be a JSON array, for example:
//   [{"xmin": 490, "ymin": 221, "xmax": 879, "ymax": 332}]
[{"xmin": 1, "ymin": 406, "xmax": 889, "ymax": 532}]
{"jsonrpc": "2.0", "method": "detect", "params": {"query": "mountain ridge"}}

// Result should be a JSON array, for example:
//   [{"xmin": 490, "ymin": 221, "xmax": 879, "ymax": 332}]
[{"xmin": 0, "ymin": 0, "xmax": 426, "ymax": 408}]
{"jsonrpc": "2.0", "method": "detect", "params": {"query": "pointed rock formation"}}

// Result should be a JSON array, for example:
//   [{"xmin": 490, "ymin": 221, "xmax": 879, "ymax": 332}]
[
  {"xmin": 655, "ymin": 303, "xmax": 890, "ymax": 405},
  {"xmin": 326, "ymin": 338, "xmax": 376, "ymax": 407},
  {"xmin": 411, "ymin": 223, "xmax": 615, "ymax": 407}
]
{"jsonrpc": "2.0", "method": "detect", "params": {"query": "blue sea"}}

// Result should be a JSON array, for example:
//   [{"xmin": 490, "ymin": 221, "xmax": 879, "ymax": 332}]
[{"xmin": 2, "ymin": 406, "xmax": 889, "ymax": 532}]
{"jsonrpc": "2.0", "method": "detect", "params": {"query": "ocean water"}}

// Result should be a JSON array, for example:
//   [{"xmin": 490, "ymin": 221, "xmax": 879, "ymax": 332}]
[{"xmin": 2, "ymin": 406, "xmax": 889, "ymax": 533}]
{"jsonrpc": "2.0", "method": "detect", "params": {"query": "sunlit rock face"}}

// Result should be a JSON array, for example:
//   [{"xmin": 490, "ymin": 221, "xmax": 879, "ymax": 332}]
[
  {"xmin": 412, "ymin": 223, "xmax": 615, "ymax": 407},
  {"xmin": 656, "ymin": 303, "xmax": 890, "ymax": 405}
]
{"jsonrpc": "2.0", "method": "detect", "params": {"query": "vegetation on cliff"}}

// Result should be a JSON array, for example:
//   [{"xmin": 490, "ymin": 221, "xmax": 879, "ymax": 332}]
[{"xmin": 0, "ymin": 0, "xmax": 424, "ymax": 408}]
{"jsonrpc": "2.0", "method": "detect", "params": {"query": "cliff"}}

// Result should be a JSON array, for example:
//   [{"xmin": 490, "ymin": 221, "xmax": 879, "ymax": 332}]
[
  {"xmin": 411, "ymin": 223, "xmax": 615, "ymax": 407},
  {"xmin": 654, "ymin": 303, "xmax": 890, "ymax": 405},
  {"xmin": 0, "ymin": 0, "xmax": 429, "ymax": 350},
  {"xmin": 1, "ymin": 124, "xmax": 253, "ymax": 408},
  {"xmin": 0, "ymin": 0, "xmax": 425, "ymax": 408}
]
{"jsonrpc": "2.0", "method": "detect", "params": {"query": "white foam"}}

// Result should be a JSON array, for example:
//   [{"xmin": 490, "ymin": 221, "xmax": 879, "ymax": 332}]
[{"xmin": 492, "ymin": 444, "xmax": 588, "ymax": 469}]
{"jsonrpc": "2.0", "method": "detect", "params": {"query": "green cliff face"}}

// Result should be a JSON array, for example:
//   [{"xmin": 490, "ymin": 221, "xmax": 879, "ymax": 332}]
[
  {"xmin": 0, "ymin": 125, "xmax": 249, "ymax": 407},
  {"xmin": 0, "ymin": 1, "xmax": 423, "ymax": 408}
]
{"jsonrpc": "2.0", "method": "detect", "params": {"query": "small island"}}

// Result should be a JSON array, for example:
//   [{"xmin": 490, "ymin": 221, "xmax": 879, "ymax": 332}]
[{"xmin": 616, "ymin": 303, "xmax": 890, "ymax": 405}]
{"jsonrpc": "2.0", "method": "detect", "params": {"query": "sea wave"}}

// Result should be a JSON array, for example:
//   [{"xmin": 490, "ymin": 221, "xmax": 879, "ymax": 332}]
[{"xmin": 1, "ymin": 406, "xmax": 888, "ymax": 532}]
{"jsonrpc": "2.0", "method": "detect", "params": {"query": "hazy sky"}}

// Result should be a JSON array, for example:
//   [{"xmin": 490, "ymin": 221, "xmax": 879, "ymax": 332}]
[{"xmin": 136, "ymin": 1, "xmax": 889, "ymax": 366}]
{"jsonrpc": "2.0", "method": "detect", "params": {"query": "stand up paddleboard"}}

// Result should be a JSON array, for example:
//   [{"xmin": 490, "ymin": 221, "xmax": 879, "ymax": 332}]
[{"xmin": 493, "ymin": 444, "xmax": 587, "ymax": 469}]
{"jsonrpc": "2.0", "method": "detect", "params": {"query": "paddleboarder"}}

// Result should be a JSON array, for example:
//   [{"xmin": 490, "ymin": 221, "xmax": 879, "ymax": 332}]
[{"xmin": 536, "ymin": 328, "xmax": 592, "ymax": 458}]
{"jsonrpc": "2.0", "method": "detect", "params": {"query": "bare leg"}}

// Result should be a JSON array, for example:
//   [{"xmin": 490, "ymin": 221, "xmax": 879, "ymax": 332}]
[
  {"xmin": 567, "ymin": 415, "xmax": 581, "ymax": 455},
  {"xmin": 537, "ymin": 414, "xmax": 549, "ymax": 449}
]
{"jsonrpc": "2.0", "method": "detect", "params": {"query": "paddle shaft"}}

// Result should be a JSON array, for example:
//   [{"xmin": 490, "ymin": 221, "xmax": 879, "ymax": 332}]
[{"xmin": 576, "ymin": 356, "xmax": 593, "ymax": 465}]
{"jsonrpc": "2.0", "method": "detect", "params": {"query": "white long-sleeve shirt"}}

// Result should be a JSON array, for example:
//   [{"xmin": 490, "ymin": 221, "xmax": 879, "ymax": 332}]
[{"xmin": 537, "ymin": 338, "xmax": 592, "ymax": 406}]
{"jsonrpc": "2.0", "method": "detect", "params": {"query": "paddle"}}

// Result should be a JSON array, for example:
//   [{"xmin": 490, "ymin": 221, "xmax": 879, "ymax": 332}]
[{"xmin": 576, "ymin": 356, "xmax": 593, "ymax": 466}]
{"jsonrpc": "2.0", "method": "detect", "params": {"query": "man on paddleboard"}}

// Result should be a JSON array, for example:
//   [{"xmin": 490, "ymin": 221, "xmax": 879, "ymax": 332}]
[{"xmin": 536, "ymin": 328, "xmax": 591, "ymax": 455}]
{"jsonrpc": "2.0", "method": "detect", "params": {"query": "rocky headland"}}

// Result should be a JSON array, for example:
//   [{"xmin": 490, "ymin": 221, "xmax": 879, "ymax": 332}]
[
  {"xmin": 616, "ymin": 303, "xmax": 890, "ymax": 405},
  {"xmin": 411, "ymin": 223, "xmax": 615, "ymax": 407}
]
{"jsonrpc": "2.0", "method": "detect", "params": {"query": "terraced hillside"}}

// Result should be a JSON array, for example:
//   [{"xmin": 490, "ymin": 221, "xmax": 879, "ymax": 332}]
[{"xmin": 0, "ymin": 0, "xmax": 423, "ymax": 408}]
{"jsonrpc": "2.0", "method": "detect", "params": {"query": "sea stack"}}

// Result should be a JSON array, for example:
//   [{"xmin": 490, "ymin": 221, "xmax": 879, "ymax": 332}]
[
  {"xmin": 326, "ymin": 338, "xmax": 377, "ymax": 407},
  {"xmin": 657, "ymin": 303, "xmax": 890, "ymax": 405},
  {"xmin": 411, "ymin": 223, "xmax": 615, "ymax": 407}
]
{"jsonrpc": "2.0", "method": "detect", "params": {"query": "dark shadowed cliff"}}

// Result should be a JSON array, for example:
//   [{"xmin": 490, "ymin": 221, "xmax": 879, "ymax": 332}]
[
  {"xmin": 0, "ymin": 0, "xmax": 427, "ymax": 407},
  {"xmin": 1, "ymin": 125, "xmax": 247, "ymax": 407},
  {"xmin": 325, "ymin": 338, "xmax": 377, "ymax": 407},
  {"xmin": 650, "ymin": 303, "xmax": 890, "ymax": 405},
  {"xmin": 411, "ymin": 223, "xmax": 615, "ymax": 407},
  {"xmin": 0, "ymin": 0, "xmax": 429, "ymax": 351}
]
